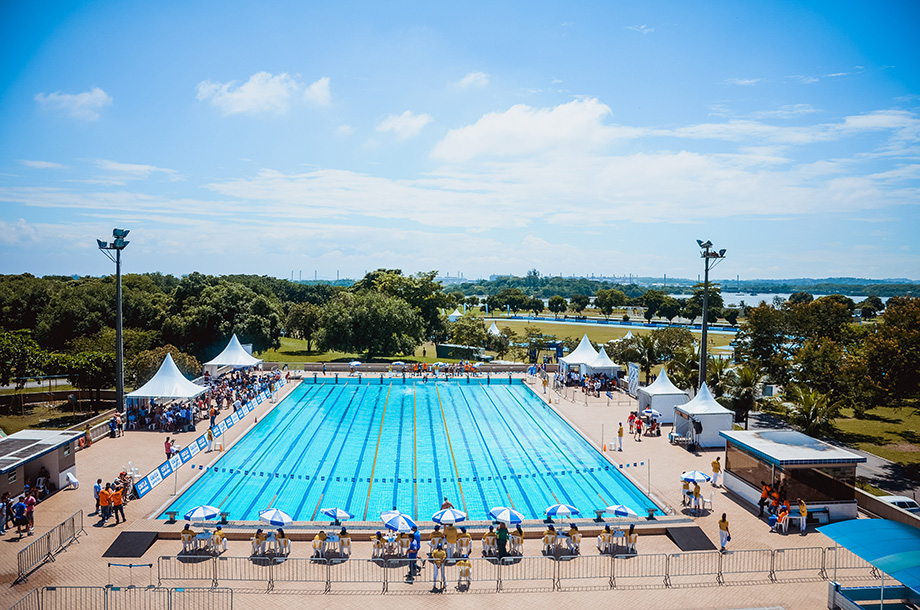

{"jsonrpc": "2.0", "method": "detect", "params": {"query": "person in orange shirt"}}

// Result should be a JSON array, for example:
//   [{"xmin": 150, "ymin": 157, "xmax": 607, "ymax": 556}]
[
  {"xmin": 98, "ymin": 483, "xmax": 112, "ymax": 524},
  {"xmin": 111, "ymin": 484, "xmax": 126, "ymax": 525},
  {"xmin": 758, "ymin": 482, "xmax": 770, "ymax": 518}
]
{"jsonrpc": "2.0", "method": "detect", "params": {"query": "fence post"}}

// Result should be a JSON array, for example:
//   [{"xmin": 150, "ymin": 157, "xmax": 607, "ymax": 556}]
[
  {"xmin": 267, "ymin": 558, "xmax": 274, "ymax": 592},
  {"xmin": 717, "ymin": 550, "xmax": 724, "ymax": 585},
  {"xmin": 822, "ymin": 547, "xmax": 829, "ymax": 581},
  {"xmin": 769, "ymin": 550, "xmax": 776, "ymax": 582},
  {"xmin": 609, "ymin": 554, "xmax": 615, "ymax": 589},
  {"xmin": 212, "ymin": 556, "xmax": 219, "ymax": 588},
  {"xmin": 496, "ymin": 558, "xmax": 502, "ymax": 592},
  {"xmin": 382, "ymin": 558, "xmax": 388, "ymax": 593},
  {"xmin": 664, "ymin": 554, "xmax": 671, "ymax": 587},
  {"xmin": 553, "ymin": 559, "xmax": 559, "ymax": 591},
  {"xmin": 325, "ymin": 559, "xmax": 331, "ymax": 594}
]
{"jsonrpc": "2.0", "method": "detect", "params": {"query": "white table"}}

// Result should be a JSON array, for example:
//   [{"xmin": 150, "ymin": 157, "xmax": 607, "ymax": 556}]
[{"xmin": 786, "ymin": 513, "xmax": 807, "ymax": 532}]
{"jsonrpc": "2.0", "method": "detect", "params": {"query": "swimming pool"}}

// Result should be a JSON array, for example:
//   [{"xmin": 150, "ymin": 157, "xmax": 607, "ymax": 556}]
[{"xmin": 162, "ymin": 379, "xmax": 658, "ymax": 522}]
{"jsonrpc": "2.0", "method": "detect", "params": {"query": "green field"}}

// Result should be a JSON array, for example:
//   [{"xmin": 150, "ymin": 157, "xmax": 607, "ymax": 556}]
[
  {"xmin": 833, "ymin": 406, "xmax": 920, "ymax": 469},
  {"xmin": 486, "ymin": 318, "xmax": 735, "ymax": 348},
  {"xmin": 256, "ymin": 337, "xmax": 462, "ymax": 364}
]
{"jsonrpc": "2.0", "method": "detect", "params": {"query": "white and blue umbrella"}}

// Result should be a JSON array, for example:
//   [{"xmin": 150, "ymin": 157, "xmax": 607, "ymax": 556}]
[
  {"xmin": 641, "ymin": 408, "xmax": 662, "ymax": 418},
  {"xmin": 320, "ymin": 507, "xmax": 354, "ymax": 522},
  {"xmin": 349, "ymin": 361, "xmax": 362, "ymax": 367},
  {"xmin": 184, "ymin": 505, "xmax": 220, "ymax": 521},
  {"xmin": 259, "ymin": 508, "xmax": 293, "ymax": 527},
  {"xmin": 392, "ymin": 361, "xmax": 406, "ymax": 365},
  {"xmin": 680, "ymin": 471, "xmax": 712, "ymax": 483},
  {"xmin": 432, "ymin": 508, "xmax": 467, "ymax": 524},
  {"xmin": 545, "ymin": 504, "xmax": 580, "ymax": 517},
  {"xmin": 381, "ymin": 511, "xmax": 416, "ymax": 533},
  {"xmin": 434, "ymin": 361, "xmax": 449, "ymax": 367},
  {"xmin": 488, "ymin": 506, "xmax": 524, "ymax": 524},
  {"xmin": 605, "ymin": 504, "xmax": 639, "ymax": 518}
]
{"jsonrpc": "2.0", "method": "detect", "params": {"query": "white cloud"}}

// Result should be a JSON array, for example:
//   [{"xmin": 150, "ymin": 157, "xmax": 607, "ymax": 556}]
[
  {"xmin": 431, "ymin": 98, "xmax": 639, "ymax": 162},
  {"xmin": 751, "ymin": 104, "xmax": 820, "ymax": 119},
  {"xmin": 724, "ymin": 77, "xmax": 762, "ymax": 86},
  {"xmin": 337, "ymin": 124, "xmax": 354, "ymax": 136},
  {"xmin": 376, "ymin": 111, "xmax": 432, "ymax": 140},
  {"xmin": 455, "ymin": 72, "xmax": 489, "ymax": 89},
  {"xmin": 21, "ymin": 160, "xmax": 68, "ymax": 169},
  {"xmin": 304, "ymin": 76, "xmax": 331, "ymax": 106},
  {"xmin": 625, "ymin": 25, "xmax": 654, "ymax": 34},
  {"xmin": 196, "ymin": 72, "xmax": 300, "ymax": 115},
  {"xmin": 94, "ymin": 159, "xmax": 180, "ymax": 181},
  {"xmin": 788, "ymin": 75, "xmax": 820, "ymax": 84},
  {"xmin": 34, "ymin": 87, "xmax": 112, "ymax": 120}
]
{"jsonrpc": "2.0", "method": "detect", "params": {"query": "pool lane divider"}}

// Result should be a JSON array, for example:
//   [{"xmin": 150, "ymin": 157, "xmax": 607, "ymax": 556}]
[
  {"xmin": 362, "ymin": 384, "xmax": 392, "ymax": 521},
  {"xmin": 310, "ymin": 493, "xmax": 324, "ymax": 521},
  {"xmin": 413, "ymin": 382, "xmax": 418, "ymax": 521},
  {"xmin": 435, "ymin": 383, "xmax": 468, "ymax": 517}
]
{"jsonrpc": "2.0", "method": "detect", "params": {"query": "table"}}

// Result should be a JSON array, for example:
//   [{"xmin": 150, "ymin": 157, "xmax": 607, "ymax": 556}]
[
  {"xmin": 385, "ymin": 535, "xmax": 398, "ymax": 555},
  {"xmin": 786, "ymin": 513, "xmax": 807, "ymax": 532},
  {"xmin": 195, "ymin": 531, "xmax": 212, "ymax": 552},
  {"xmin": 326, "ymin": 534, "xmax": 340, "ymax": 554}
]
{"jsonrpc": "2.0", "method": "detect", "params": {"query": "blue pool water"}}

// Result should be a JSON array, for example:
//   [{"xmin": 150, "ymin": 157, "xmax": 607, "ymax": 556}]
[{"xmin": 162, "ymin": 380, "xmax": 658, "ymax": 522}]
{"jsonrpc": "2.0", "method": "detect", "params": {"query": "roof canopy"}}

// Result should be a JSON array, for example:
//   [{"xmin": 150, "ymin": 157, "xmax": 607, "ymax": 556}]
[
  {"xmin": 719, "ymin": 429, "xmax": 867, "ymax": 466},
  {"xmin": 585, "ymin": 347, "xmax": 620, "ymax": 372},
  {"xmin": 0, "ymin": 430, "xmax": 82, "ymax": 475},
  {"xmin": 638, "ymin": 367, "xmax": 685, "ymax": 397},
  {"xmin": 819, "ymin": 520, "xmax": 920, "ymax": 594},
  {"xmin": 488, "ymin": 322, "xmax": 501, "ymax": 336},
  {"xmin": 559, "ymin": 334, "xmax": 598, "ymax": 366},
  {"xmin": 675, "ymin": 383, "xmax": 731, "ymax": 415},
  {"xmin": 204, "ymin": 334, "xmax": 262, "ymax": 367},
  {"xmin": 127, "ymin": 353, "xmax": 208, "ymax": 400}
]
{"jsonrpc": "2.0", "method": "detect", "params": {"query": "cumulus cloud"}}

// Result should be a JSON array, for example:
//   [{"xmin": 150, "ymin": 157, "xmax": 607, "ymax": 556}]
[
  {"xmin": 455, "ymin": 72, "xmax": 489, "ymax": 89},
  {"xmin": 431, "ymin": 98, "xmax": 640, "ymax": 162},
  {"xmin": 625, "ymin": 25, "xmax": 654, "ymax": 34},
  {"xmin": 21, "ymin": 160, "xmax": 68, "ymax": 169},
  {"xmin": 196, "ymin": 72, "xmax": 300, "ymax": 115},
  {"xmin": 376, "ymin": 111, "xmax": 432, "ymax": 140},
  {"xmin": 34, "ymin": 87, "xmax": 112, "ymax": 120},
  {"xmin": 304, "ymin": 76, "xmax": 331, "ymax": 106}
]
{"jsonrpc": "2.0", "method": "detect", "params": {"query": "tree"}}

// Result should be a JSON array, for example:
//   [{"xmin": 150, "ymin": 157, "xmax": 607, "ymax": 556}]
[
  {"xmin": 0, "ymin": 330, "xmax": 47, "ymax": 392},
  {"xmin": 450, "ymin": 315, "xmax": 488, "ymax": 347},
  {"xmin": 527, "ymin": 297, "xmax": 545, "ymax": 316},
  {"xmin": 490, "ymin": 328, "xmax": 516, "ymax": 360},
  {"xmin": 788, "ymin": 291, "xmax": 813, "ymax": 305},
  {"xmin": 862, "ymin": 296, "xmax": 920, "ymax": 411},
  {"xmin": 66, "ymin": 351, "xmax": 116, "ymax": 411},
  {"xmin": 706, "ymin": 357, "xmax": 732, "ymax": 398},
  {"xmin": 620, "ymin": 333, "xmax": 660, "ymax": 384},
  {"xmin": 787, "ymin": 296, "xmax": 853, "ymax": 343},
  {"xmin": 858, "ymin": 295, "xmax": 884, "ymax": 319},
  {"xmin": 548, "ymin": 296, "xmax": 568, "ymax": 319},
  {"xmin": 722, "ymin": 308, "xmax": 741, "ymax": 326},
  {"xmin": 569, "ymin": 294, "xmax": 590, "ymax": 314},
  {"xmin": 726, "ymin": 362, "xmax": 764, "ymax": 427},
  {"xmin": 735, "ymin": 303, "xmax": 790, "ymax": 384},
  {"xmin": 316, "ymin": 291, "xmax": 423, "ymax": 358},
  {"xmin": 642, "ymin": 289, "xmax": 666, "ymax": 323},
  {"xmin": 652, "ymin": 327, "xmax": 694, "ymax": 361},
  {"xmin": 784, "ymin": 385, "xmax": 838, "ymax": 436},
  {"xmin": 128, "ymin": 345, "xmax": 201, "ymax": 387},
  {"xmin": 595, "ymin": 289, "xmax": 627, "ymax": 320},
  {"xmin": 666, "ymin": 348, "xmax": 699, "ymax": 391},
  {"xmin": 359, "ymin": 270, "xmax": 451, "ymax": 341},
  {"xmin": 515, "ymin": 325, "xmax": 550, "ymax": 364},
  {"xmin": 657, "ymin": 296, "xmax": 682, "ymax": 323},
  {"xmin": 286, "ymin": 302, "xmax": 324, "ymax": 351}
]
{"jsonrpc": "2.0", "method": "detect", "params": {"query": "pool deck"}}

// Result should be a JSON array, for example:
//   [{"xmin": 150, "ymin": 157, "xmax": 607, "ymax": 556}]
[{"xmin": 0, "ymin": 373, "xmax": 876, "ymax": 609}]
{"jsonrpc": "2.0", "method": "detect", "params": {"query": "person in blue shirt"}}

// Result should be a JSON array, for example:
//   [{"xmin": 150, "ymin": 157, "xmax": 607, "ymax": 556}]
[
  {"xmin": 406, "ymin": 535, "xmax": 420, "ymax": 583},
  {"xmin": 12, "ymin": 496, "xmax": 28, "ymax": 538}
]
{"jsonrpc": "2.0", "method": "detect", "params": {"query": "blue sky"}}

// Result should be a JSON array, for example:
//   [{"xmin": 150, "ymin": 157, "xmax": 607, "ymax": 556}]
[{"xmin": 1, "ymin": 1, "xmax": 918, "ymax": 281}]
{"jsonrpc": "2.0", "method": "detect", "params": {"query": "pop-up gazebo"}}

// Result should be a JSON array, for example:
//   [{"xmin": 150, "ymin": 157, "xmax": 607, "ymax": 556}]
[
  {"xmin": 583, "ymin": 347, "xmax": 621, "ymax": 378},
  {"xmin": 559, "ymin": 334, "xmax": 598, "ymax": 374},
  {"xmin": 637, "ymin": 367, "xmax": 688, "ymax": 424},
  {"xmin": 488, "ymin": 322, "xmax": 501, "ymax": 336},
  {"xmin": 673, "ymin": 383, "xmax": 733, "ymax": 447},
  {"xmin": 448, "ymin": 309, "xmax": 463, "ymax": 322},
  {"xmin": 127, "ymin": 353, "xmax": 207, "ymax": 400},
  {"xmin": 204, "ymin": 334, "xmax": 262, "ymax": 368}
]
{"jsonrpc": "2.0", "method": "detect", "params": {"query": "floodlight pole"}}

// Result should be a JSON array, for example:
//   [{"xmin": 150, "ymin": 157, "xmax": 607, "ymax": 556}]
[
  {"xmin": 697, "ymin": 240, "xmax": 725, "ymax": 389},
  {"xmin": 98, "ymin": 229, "xmax": 130, "ymax": 413}
]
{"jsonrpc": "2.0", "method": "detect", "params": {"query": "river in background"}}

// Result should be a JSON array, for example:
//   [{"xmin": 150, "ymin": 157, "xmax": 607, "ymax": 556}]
[{"xmin": 671, "ymin": 293, "xmax": 891, "ymax": 308}]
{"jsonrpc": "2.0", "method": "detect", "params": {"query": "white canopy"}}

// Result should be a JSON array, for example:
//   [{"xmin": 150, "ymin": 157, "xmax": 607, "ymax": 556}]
[
  {"xmin": 583, "ymin": 347, "xmax": 621, "ymax": 377},
  {"xmin": 559, "ymin": 334, "xmax": 598, "ymax": 372},
  {"xmin": 636, "ymin": 368, "xmax": 688, "ymax": 423},
  {"xmin": 204, "ymin": 333, "xmax": 263, "ymax": 367},
  {"xmin": 674, "ymin": 383, "xmax": 734, "ymax": 448},
  {"xmin": 488, "ymin": 322, "xmax": 501, "ymax": 336},
  {"xmin": 448, "ymin": 309, "xmax": 463, "ymax": 322},
  {"xmin": 622, "ymin": 330, "xmax": 634, "ymax": 341},
  {"xmin": 127, "ymin": 353, "xmax": 207, "ymax": 399}
]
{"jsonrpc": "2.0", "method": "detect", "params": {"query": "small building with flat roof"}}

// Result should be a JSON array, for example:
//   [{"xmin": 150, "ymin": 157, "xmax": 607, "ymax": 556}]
[
  {"xmin": 720, "ymin": 429, "xmax": 866, "ymax": 521},
  {"xmin": 0, "ymin": 429, "xmax": 82, "ymax": 499}
]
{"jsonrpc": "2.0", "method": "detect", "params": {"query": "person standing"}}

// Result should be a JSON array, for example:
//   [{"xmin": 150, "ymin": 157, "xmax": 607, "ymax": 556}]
[
  {"xmin": 692, "ymin": 483, "xmax": 702, "ymax": 515},
  {"xmin": 111, "ymin": 484, "xmax": 126, "ymax": 525},
  {"xmin": 617, "ymin": 422, "xmax": 624, "ymax": 451},
  {"xmin": 25, "ymin": 490, "xmax": 36, "ymax": 534},
  {"xmin": 164, "ymin": 437, "xmax": 173, "ymax": 461},
  {"xmin": 430, "ymin": 543, "xmax": 447, "ymax": 592},
  {"xmin": 93, "ymin": 478, "xmax": 103, "ymax": 515},
  {"xmin": 98, "ymin": 483, "xmax": 112, "ymax": 525},
  {"xmin": 718, "ymin": 513, "xmax": 730, "ymax": 552},
  {"xmin": 12, "ymin": 496, "xmax": 28, "ymax": 538},
  {"xmin": 206, "ymin": 428, "xmax": 214, "ymax": 453},
  {"xmin": 440, "ymin": 497, "xmax": 454, "ymax": 510},
  {"xmin": 711, "ymin": 457, "xmax": 722, "ymax": 487},
  {"xmin": 496, "ymin": 522, "xmax": 509, "ymax": 559},
  {"xmin": 634, "ymin": 418, "xmax": 643, "ymax": 441},
  {"xmin": 758, "ymin": 482, "xmax": 770, "ymax": 518},
  {"xmin": 406, "ymin": 535, "xmax": 420, "ymax": 583}
]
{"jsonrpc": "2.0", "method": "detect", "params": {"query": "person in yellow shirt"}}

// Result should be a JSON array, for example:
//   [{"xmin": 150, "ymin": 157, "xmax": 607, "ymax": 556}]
[
  {"xmin": 457, "ymin": 526, "xmax": 472, "ymax": 555},
  {"xmin": 430, "ymin": 544, "xmax": 447, "ymax": 592},
  {"xmin": 718, "ymin": 514, "xmax": 730, "ymax": 552},
  {"xmin": 444, "ymin": 523, "xmax": 458, "ymax": 558},
  {"xmin": 253, "ymin": 528, "xmax": 269, "ymax": 556},
  {"xmin": 618, "ymin": 422, "xmax": 624, "ymax": 451},
  {"xmin": 456, "ymin": 554, "xmax": 472, "ymax": 589},
  {"xmin": 798, "ymin": 498, "xmax": 808, "ymax": 518},
  {"xmin": 211, "ymin": 525, "xmax": 227, "ymax": 553},
  {"xmin": 481, "ymin": 525, "xmax": 497, "ymax": 556},
  {"xmin": 682, "ymin": 480, "xmax": 691, "ymax": 506},
  {"xmin": 181, "ymin": 523, "xmax": 195, "ymax": 537},
  {"xmin": 693, "ymin": 482, "xmax": 702, "ymax": 515},
  {"xmin": 428, "ymin": 525, "xmax": 444, "ymax": 553},
  {"xmin": 311, "ymin": 530, "xmax": 326, "ymax": 557},
  {"xmin": 711, "ymin": 456, "xmax": 722, "ymax": 487}
]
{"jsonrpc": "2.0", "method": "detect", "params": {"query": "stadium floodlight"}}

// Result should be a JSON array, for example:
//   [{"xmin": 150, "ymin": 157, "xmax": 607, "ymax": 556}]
[
  {"xmin": 97, "ymin": 228, "xmax": 130, "ymax": 414},
  {"xmin": 697, "ymin": 239, "xmax": 726, "ymax": 388}
]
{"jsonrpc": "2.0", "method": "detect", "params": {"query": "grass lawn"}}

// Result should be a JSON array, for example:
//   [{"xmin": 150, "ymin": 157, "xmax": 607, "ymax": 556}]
[
  {"xmin": 257, "ymin": 337, "xmax": 464, "ymax": 364},
  {"xmin": 0, "ymin": 383, "xmax": 79, "ymax": 396},
  {"xmin": 0, "ymin": 402, "xmax": 113, "ymax": 436},
  {"xmin": 833, "ymin": 405, "xmax": 920, "ymax": 469}
]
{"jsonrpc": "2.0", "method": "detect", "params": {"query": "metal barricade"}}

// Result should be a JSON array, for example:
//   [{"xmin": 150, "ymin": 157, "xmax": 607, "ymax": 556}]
[
  {"xmin": 827, "ymin": 546, "xmax": 879, "ymax": 581},
  {"xmin": 497, "ymin": 556, "xmax": 556, "ymax": 592},
  {"xmin": 41, "ymin": 586, "xmax": 107, "ymax": 610},
  {"xmin": 667, "ymin": 551, "xmax": 722, "ymax": 586},
  {"xmin": 157, "ymin": 556, "xmax": 216, "ymax": 587},
  {"xmin": 106, "ymin": 585, "xmax": 170, "ymax": 610},
  {"xmin": 612, "ymin": 553, "xmax": 668, "ymax": 588},
  {"xmin": 215, "ymin": 555, "xmax": 273, "ymax": 590},
  {"xmin": 270, "ymin": 557, "xmax": 329, "ymax": 593},
  {"xmin": 170, "ymin": 587, "xmax": 234, "ymax": 610},
  {"xmin": 9, "ymin": 588, "xmax": 40, "ymax": 610},
  {"xmin": 772, "ymin": 546, "xmax": 827, "ymax": 581},
  {"xmin": 719, "ymin": 549, "xmax": 773, "ymax": 584},
  {"xmin": 16, "ymin": 531, "xmax": 54, "ymax": 584},
  {"xmin": 556, "ymin": 555, "xmax": 614, "ymax": 590}
]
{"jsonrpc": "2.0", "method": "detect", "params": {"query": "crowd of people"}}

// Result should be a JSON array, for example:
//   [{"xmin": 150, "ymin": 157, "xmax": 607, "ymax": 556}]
[
  {"xmin": 91, "ymin": 470, "xmax": 134, "ymax": 526},
  {"xmin": 553, "ymin": 370, "xmax": 619, "ymax": 394}
]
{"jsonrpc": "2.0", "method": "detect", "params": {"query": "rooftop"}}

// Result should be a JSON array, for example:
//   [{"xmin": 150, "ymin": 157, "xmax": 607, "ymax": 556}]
[
  {"xmin": 720, "ymin": 429, "xmax": 867, "ymax": 466},
  {"xmin": 0, "ymin": 429, "xmax": 82, "ymax": 474}
]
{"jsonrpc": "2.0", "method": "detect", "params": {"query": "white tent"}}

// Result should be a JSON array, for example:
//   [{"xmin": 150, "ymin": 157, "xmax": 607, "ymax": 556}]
[
  {"xmin": 127, "ymin": 353, "xmax": 207, "ymax": 399},
  {"xmin": 559, "ymin": 334, "xmax": 598, "ymax": 373},
  {"xmin": 636, "ymin": 368, "xmax": 688, "ymax": 424},
  {"xmin": 488, "ymin": 322, "xmax": 501, "ymax": 336},
  {"xmin": 448, "ymin": 309, "xmax": 463, "ymax": 322},
  {"xmin": 583, "ymin": 347, "xmax": 621, "ymax": 377},
  {"xmin": 673, "ymin": 383, "xmax": 734, "ymax": 448},
  {"xmin": 610, "ymin": 330, "xmax": 634, "ymax": 344},
  {"xmin": 204, "ymin": 334, "xmax": 263, "ymax": 368}
]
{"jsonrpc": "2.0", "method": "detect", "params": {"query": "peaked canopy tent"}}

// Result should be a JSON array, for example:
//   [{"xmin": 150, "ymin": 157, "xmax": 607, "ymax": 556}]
[
  {"xmin": 488, "ymin": 322, "xmax": 501, "ymax": 336},
  {"xmin": 583, "ymin": 347, "xmax": 621, "ymax": 378},
  {"xmin": 636, "ymin": 368, "xmax": 688, "ymax": 424},
  {"xmin": 447, "ymin": 309, "xmax": 463, "ymax": 322},
  {"xmin": 204, "ymin": 334, "xmax": 263, "ymax": 368},
  {"xmin": 127, "ymin": 353, "xmax": 207, "ymax": 400},
  {"xmin": 558, "ymin": 334, "xmax": 598, "ymax": 374},
  {"xmin": 673, "ymin": 383, "xmax": 733, "ymax": 447}
]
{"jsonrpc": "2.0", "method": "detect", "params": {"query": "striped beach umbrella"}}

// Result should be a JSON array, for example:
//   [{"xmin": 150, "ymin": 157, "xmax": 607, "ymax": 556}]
[
  {"xmin": 259, "ymin": 508, "xmax": 293, "ymax": 527},
  {"xmin": 432, "ymin": 508, "xmax": 467, "ymax": 524},
  {"xmin": 320, "ymin": 507, "xmax": 354, "ymax": 522},
  {"xmin": 488, "ymin": 506, "xmax": 524, "ymax": 524},
  {"xmin": 545, "ymin": 504, "xmax": 580, "ymax": 517},
  {"xmin": 381, "ymin": 511, "xmax": 416, "ymax": 533},
  {"xmin": 184, "ymin": 505, "xmax": 220, "ymax": 521},
  {"xmin": 680, "ymin": 471, "xmax": 712, "ymax": 483},
  {"xmin": 605, "ymin": 504, "xmax": 639, "ymax": 518}
]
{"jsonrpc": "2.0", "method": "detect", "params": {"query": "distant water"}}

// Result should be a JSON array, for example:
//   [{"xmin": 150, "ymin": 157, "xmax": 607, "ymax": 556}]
[{"xmin": 670, "ymin": 293, "xmax": 890, "ymax": 308}]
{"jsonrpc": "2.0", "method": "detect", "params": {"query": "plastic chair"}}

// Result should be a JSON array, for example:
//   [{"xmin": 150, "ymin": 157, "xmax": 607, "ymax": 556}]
[
  {"xmin": 541, "ymin": 533, "xmax": 555, "ymax": 555},
  {"xmin": 66, "ymin": 473, "xmax": 79, "ymax": 489},
  {"xmin": 510, "ymin": 534, "xmax": 523, "ymax": 555},
  {"xmin": 458, "ymin": 563, "xmax": 472, "ymax": 587},
  {"xmin": 459, "ymin": 538, "xmax": 473, "ymax": 557},
  {"xmin": 181, "ymin": 533, "xmax": 195, "ymax": 554},
  {"xmin": 211, "ymin": 533, "xmax": 227, "ymax": 553},
  {"xmin": 597, "ymin": 533, "xmax": 612, "ymax": 554},
  {"xmin": 702, "ymin": 492, "xmax": 713, "ymax": 512},
  {"xmin": 626, "ymin": 533, "xmax": 638, "ymax": 553},
  {"xmin": 482, "ymin": 536, "xmax": 496, "ymax": 556},
  {"xmin": 568, "ymin": 532, "xmax": 581, "ymax": 554},
  {"xmin": 312, "ymin": 538, "xmax": 325, "ymax": 558},
  {"xmin": 372, "ymin": 538, "xmax": 384, "ymax": 558},
  {"xmin": 251, "ymin": 537, "xmax": 266, "ymax": 556},
  {"xmin": 278, "ymin": 538, "xmax": 291, "ymax": 556},
  {"xmin": 398, "ymin": 535, "xmax": 410, "ymax": 557},
  {"xmin": 339, "ymin": 537, "xmax": 351, "ymax": 557}
]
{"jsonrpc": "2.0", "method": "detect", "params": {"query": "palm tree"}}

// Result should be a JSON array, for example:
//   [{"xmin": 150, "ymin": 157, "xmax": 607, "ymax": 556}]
[
  {"xmin": 726, "ymin": 362, "xmax": 765, "ymax": 429},
  {"xmin": 706, "ymin": 357, "xmax": 732, "ymax": 398},
  {"xmin": 666, "ymin": 347, "xmax": 699, "ymax": 391},
  {"xmin": 620, "ymin": 334, "xmax": 660, "ymax": 384},
  {"xmin": 785, "ymin": 384, "xmax": 837, "ymax": 436}
]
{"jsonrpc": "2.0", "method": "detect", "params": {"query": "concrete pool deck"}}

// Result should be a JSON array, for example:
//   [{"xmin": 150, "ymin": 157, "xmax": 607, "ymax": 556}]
[{"xmin": 0, "ymin": 372, "xmax": 878, "ymax": 609}]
